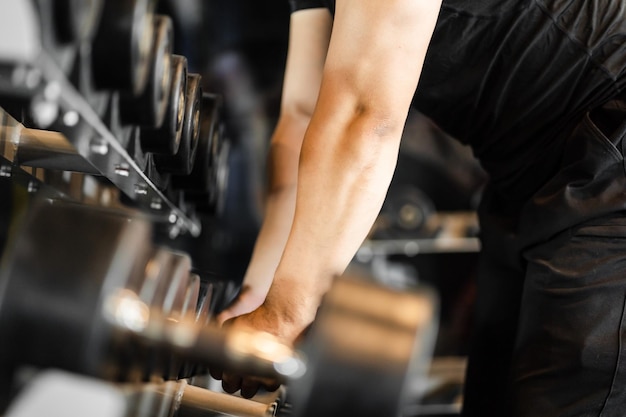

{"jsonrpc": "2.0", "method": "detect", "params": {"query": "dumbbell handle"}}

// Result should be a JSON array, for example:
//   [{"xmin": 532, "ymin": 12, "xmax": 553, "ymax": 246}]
[
  {"xmin": 174, "ymin": 381, "xmax": 277, "ymax": 417},
  {"xmin": 104, "ymin": 289, "xmax": 306, "ymax": 382}
]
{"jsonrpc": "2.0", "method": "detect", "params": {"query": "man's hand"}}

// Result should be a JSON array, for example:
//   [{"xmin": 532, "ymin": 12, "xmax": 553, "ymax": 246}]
[
  {"xmin": 211, "ymin": 300, "xmax": 312, "ymax": 398},
  {"xmin": 216, "ymin": 285, "xmax": 267, "ymax": 326}
]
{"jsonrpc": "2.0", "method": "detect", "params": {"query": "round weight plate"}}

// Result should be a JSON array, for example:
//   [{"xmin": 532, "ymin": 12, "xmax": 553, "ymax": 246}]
[
  {"xmin": 141, "ymin": 55, "xmax": 188, "ymax": 155},
  {"xmin": 134, "ymin": 247, "xmax": 177, "ymax": 381},
  {"xmin": 172, "ymin": 93, "xmax": 223, "ymax": 192},
  {"xmin": 0, "ymin": 201, "xmax": 153, "ymax": 379},
  {"xmin": 379, "ymin": 185, "xmax": 439, "ymax": 239},
  {"xmin": 211, "ymin": 137, "xmax": 230, "ymax": 216},
  {"xmin": 160, "ymin": 252, "xmax": 191, "ymax": 320},
  {"xmin": 181, "ymin": 273, "xmax": 201, "ymax": 321},
  {"xmin": 184, "ymin": 279, "xmax": 214, "ymax": 378},
  {"xmin": 159, "ymin": 252, "xmax": 191, "ymax": 380},
  {"xmin": 189, "ymin": 135, "xmax": 229, "ymax": 216},
  {"xmin": 177, "ymin": 273, "xmax": 201, "ymax": 379},
  {"xmin": 54, "ymin": 0, "xmax": 104, "ymax": 43},
  {"xmin": 195, "ymin": 281, "xmax": 214, "ymax": 327},
  {"xmin": 154, "ymin": 74, "xmax": 202, "ymax": 176},
  {"xmin": 290, "ymin": 276, "xmax": 439, "ymax": 417},
  {"xmin": 92, "ymin": 0, "xmax": 156, "ymax": 95},
  {"xmin": 120, "ymin": 15, "xmax": 173, "ymax": 128},
  {"xmin": 137, "ymin": 248, "xmax": 174, "ymax": 308}
]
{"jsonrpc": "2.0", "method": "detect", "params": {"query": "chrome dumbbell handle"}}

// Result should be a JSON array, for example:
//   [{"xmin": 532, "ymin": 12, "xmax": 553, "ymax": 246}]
[
  {"xmin": 104, "ymin": 289, "xmax": 306, "ymax": 383},
  {"xmin": 172, "ymin": 380, "xmax": 281, "ymax": 417}
]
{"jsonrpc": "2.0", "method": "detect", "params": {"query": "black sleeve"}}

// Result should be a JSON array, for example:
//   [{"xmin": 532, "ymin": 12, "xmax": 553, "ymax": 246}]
[{"xmin": 289, "ymin": 0, "xmax": 325, "ymax": 12}]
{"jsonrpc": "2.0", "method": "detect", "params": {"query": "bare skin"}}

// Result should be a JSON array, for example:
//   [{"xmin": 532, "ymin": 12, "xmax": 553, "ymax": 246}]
[{"xmin": 213, "ymin": 0, "xmax": 443, "ymax": 398}]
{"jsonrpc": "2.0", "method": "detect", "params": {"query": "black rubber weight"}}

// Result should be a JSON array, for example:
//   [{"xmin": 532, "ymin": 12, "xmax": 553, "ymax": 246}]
[
  {"xmin": 141, "ymin": 55, "xmax": 187, "ymax": 155},
  {"xmin": 154, "ymin": 73, "xmax": 202, "ymax": 176},
  {"xmin": 53, "ymin": 0, "xmax": 104, "ymax": 43},
  {"xmin": 120, "ymin": 15, "xmax": 173, "ymax": 128},
  {"xmin": 172, "ymin": 93, "xmax": 223, "ymax": 193},
  {"xmin": 92, "ymin": 0, "xmax": 156, "ymax": 96}
]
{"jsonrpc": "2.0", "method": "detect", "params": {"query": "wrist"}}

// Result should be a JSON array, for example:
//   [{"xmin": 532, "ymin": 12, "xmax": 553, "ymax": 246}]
[{"xmin": 263, "ymin": 275, "xmax": 323, "ymax": 329}]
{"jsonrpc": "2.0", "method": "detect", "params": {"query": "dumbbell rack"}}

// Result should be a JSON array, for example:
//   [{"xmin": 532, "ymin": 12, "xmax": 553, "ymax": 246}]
[{"xmin": 0, "ymin": 0, "xmax": 224, "ymax": 238}]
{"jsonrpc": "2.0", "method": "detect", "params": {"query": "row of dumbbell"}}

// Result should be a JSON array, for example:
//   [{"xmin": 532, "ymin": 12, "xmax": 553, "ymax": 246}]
[
  {"xmin": 39, "ymin": 0, "xmax": 226, "ymax": 213},
  {"xmin": 0, "ymin": 200, "xmax": 438, "ymax": 417},
  {"xmin": 0, "ymin": 201, "xmax": 273, "ymax": 388}
]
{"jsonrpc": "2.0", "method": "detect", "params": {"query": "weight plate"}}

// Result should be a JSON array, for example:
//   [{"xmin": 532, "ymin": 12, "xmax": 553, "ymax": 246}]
[
  {"xmin": 159, "ymin": 252, "xmax": 191, "ymax": 380},
  {"xmin": 378, "ymin": 185, "xmax": 439, "ymax": 239},
  {"xmin": 154, "ymin": 74, "xmax": 202, "ymax": 176},
  {"xmin": 182, "ymin": 273, "xmax": 201, "ymax": 321},
  {"xmin": 0, "ymin": 201, "xmax": 153, "ymax": 379},
  {"xmin": 53, "ymin": 0, "xmax": 104, "ymax": 43},
  {"xmin": 141, "ymin": 55, "xmax": 188, "ymax": 155},
  {"xmin": 177, "ymin": 273, "xmax": 201, "ymax": 379},
  {"xmin": 189, "ymin": 136, "xmax": 230, "ymax": 216},
  {"xmin": 120, "ymin": 15, "xmax": 173, "ymax": 129},
  {"xmin": 290, "ymin": 276, "xmax": 439, "ymax": 417},
  {"xmin": 195, "ymin": 281, "xmax": 214, "ymax": 327},
  {"xmin": 92, "ymin": 0, "xmax": 156, "ymax": 95},
  {"xmin": 137, "ymin": 248, "xmax": 174, "ymax": 308},
  {"xmin": 172, "ymin": 93, "xmax": 223, "ymax": 192}
]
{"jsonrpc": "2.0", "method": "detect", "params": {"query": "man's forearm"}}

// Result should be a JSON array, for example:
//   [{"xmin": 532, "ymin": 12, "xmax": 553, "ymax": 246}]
[
  {"xmin": 266, "ymin": 109, "xmax": 404, "ymax": 324},
  {"xmin": 263, "ymin": 0, "xmax": 441, "ymax": 322},
  {"xmin": 242, "ymin": 184, "xmax": 296, "ymax": 292},
  {"xmin": 241, "ymin": 114, "xmax": 309, "ymax": 292}
]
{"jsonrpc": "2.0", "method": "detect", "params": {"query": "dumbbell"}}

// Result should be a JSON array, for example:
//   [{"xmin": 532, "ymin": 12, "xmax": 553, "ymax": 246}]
[
  {"xmin": 375, "ymin": 184, "xmax": 440, "ymax": 239},
  {"xmin": 118, "ymin": 247, "xmax": 191, "ymax": 381},
  {"xmin": 0, "ymin": 200, "xmax": 301, "ymax": 385},
  {"xmin": 154, "ymin": 74, "xmax": 203, "ymax": 176},
  {"xmin": 185, "ymin": 134, "xmax": 229, "ymax": 216},
  {"xmin": 289, "ymin": 275, "xmax": 438, "ymax": 417},
  {"xmin": 180, "ymin": 278, "xmax": 214, "ymax": 379},
  {"xmin": 120, "ymin": 15, "xmax": 173, "ymax": 129},
  {"xmin": 205, "ymin": 131, "xmax": 230, "ymax": 215},
  {"xmin": 105, "ymin": 247, "xmax": 198, "ymax": 383},
  {"xmin": 92, "ymin": 0, "xmax": 157, "ymax": 96},
  {"xmin": 143, "ymin": 276, "xmax": 438, "ymax": 417},
  {"xmin": 53, "ymin": 0, "xmax": 104, "ymax": 44},
  {"xmin": 172, "ymin": 93, "xmax": 226, "ymax": 212},
  {"xmin": 0, "ymin": 201, "xmax": 438, "ymax": 417},
  {"xmin": 152, "ymin": 251, "xmax": 192, "ymax": 381},
  {"xmin": 176, "ymin": 273, "xmax": 201, "ymax": 379},
  {"xmin": 141, "ymin": 55, "xmax": 188, "ymax": 156}
]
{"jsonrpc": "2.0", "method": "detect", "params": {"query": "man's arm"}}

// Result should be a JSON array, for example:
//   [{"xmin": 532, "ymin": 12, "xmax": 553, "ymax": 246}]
[
  {"xmin": 223, "ymin": 0, "xmax": 442, "ymax": 397},
  {"xmin": 264, "ymin": 0, "xmax": 442, "ymax": 334},
  {"xmin": 216, "ymin": 9, "xmax": 332, "ymax": 324}
]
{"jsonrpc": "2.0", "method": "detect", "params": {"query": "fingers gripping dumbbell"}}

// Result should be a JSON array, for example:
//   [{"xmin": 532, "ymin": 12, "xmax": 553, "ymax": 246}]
[{"xmin": 147, "ymin": 276, "xmax": 438, "ymax": 417}]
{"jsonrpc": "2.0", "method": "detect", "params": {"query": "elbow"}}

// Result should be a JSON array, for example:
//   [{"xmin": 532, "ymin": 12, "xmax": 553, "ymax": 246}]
[
  {"xmin": 349, "ymin": 103, "xmax": 406, "ymax": 144},
  {"xmin": 360, "ymin": 111, "xmax": 401, "ymax": 140},
  {"xmin": 302, "ymin": 106, "xmax": 405, "ymax": 176}
]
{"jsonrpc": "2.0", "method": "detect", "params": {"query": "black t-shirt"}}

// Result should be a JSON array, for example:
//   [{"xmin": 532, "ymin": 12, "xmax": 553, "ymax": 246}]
[
  {"xmin": 289, "ymin": 0, "xmax": 334, "ymax": 13},
  {"xmin": 289, "ymin": 0, "xmax": 626, "ymax": 197}
]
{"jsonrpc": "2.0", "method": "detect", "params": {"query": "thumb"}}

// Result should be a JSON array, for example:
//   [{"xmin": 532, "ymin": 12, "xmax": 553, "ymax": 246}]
[
  {"xmin": 216, "ymin": 288, "xmax": 265, "ymax": 326},
  {"xmin": 216, "ymin": 302, "xmax": 247, "ymax": 326}
]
